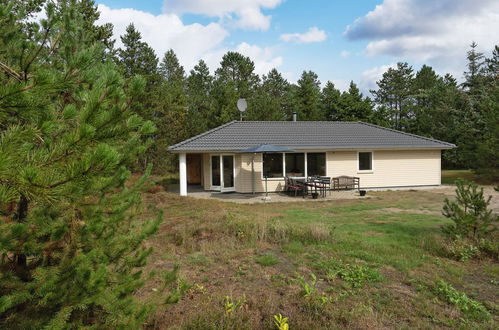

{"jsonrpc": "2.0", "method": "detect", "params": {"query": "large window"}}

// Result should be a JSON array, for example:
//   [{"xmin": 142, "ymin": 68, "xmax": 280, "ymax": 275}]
[
  {"xmin": 358, "ymin": 152, "xmax": 373, "ymax": 171},
  {"xmin": 263, "ymin": 153, "xmax": 283, "ymax": 178},
  {"xmin": 285, "ymin": 153, "xmax": 305, "ymax": 177},
  {"xmin": 307, "ymin": 153, "xmax": 326, "ymax": 176},
  {"xmin": 262, "ymin": 152, "xmax": 326, "ymax": 178}
]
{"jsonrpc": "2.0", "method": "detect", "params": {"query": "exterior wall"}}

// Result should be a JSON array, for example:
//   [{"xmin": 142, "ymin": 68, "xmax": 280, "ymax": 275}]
[
  {"xmin": 202, "ymin": 153, "xmax": 211, "ymax": 189},
  {"xmin": 326, "ymin": 149, "xmax": 441, "ymax": 188},
  {"xmin": 198, "ymin": 149, "xmax": 441, "ymax": 193}
]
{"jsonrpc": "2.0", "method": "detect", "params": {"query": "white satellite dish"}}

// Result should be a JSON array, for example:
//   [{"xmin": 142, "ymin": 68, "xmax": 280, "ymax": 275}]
[{"xmin": 237, "ymin": 98, "xmax": 247, "ymax": 112}]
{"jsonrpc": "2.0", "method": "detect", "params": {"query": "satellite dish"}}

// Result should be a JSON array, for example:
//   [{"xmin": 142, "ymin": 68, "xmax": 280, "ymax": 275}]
[{"xmin": 237, "ymin": 98, "xmax": 247, "ymax": 112}]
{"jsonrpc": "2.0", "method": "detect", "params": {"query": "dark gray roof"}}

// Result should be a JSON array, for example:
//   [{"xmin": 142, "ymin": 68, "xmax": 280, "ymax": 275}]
[{"xmin": 168, "ymin": 121, "xmax": 456, "ymax": 152}]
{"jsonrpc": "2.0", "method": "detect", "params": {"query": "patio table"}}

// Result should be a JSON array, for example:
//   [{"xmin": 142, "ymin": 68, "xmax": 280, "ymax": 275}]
[{"xmin": 293, "ymin": 178, "xmax": 326, "ymax": 198}]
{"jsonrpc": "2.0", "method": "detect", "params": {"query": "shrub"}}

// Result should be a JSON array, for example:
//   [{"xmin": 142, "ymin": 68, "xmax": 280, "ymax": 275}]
[
  {"xmin": 442, "ymin": 180, "xmax": 497, "ymax": 243},
  {"xmin": 434, "ymin": 280, "xmax": 490, "ymax": 321},
  {"xmin": 318, "ymin": 259, "xmax": 381, "ymax": 288},
  {"xmin": 443, "ymin": 239, "xmax": 480, "ymax": 262}
]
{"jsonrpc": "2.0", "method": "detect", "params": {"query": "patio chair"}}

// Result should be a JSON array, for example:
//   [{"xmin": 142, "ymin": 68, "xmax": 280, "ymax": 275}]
[
  {"xmin": 318, "ymin": 176, "xmax": 331, "ymax": 196},
  {"xmin": 286, "ymin": 177, "xmax": 304, "ymax": 197}
]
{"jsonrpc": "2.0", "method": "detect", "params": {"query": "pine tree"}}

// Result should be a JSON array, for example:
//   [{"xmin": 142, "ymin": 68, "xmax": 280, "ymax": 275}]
[
  {"xmin": 186, "ymin": 59, "xmax": 213, "ymax": 133},
  {"xmin": 294, "ymin": 70, "xmax": 323, "ymax": 120},
  {"xmin": 213, "ymin": 51, "xmax": 259, "ymax": 125},
  {"xmin": 371, "ymin": 62, "xmax": 414, "ymax": 130},
  {"xmin": 0, "ymin": 1, "xmax": 161, "ymax": 327},
  {"xmin": 410, "ymin": 65, "xmax": 440, "ymax": 135},
  {"xmin": 118, "ymin": 24, "xmax": 159, "ymax": 81},
  {"xmin": 151, "ymin": 49, "xmax": 189, "ymax": 172},
  {"xmin": 338, "ymin": 81, "xmax": 374, "ymax": 122},
  {"xmin": 463, "ymin": 42, "xmax": 486, "ymax": 93},
  {"xmin": 248, "ymin": 68, "xmax": 289, "ymax": 121},
  {"xmin": 321, "ymin": 81, "xmax": 342, "ymax": 120}
]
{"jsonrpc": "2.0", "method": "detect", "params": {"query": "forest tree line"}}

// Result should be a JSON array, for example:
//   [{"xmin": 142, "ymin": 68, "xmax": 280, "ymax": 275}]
[{"xmin": 113, "ymin": 24, "xmax": 498, "ymax": 178}]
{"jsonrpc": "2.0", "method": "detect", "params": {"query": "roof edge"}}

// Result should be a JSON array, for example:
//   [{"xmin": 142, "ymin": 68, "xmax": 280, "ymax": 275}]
[
  {"xmin": 168, "ymin": 121, "xmax": 238, "ymax": 151},
  {"xmin": 357, "ymin": 121, "xmax": 456, "ymax": 148}
]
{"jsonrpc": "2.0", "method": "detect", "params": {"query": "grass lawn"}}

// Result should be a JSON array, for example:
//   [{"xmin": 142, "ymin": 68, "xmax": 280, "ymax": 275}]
[
  {"xmin": 139, "ymin": 187, "xmax": 498, "ymax": 329},
  {"xmin": 442, "ymin": 169, "xmax": 497, "ymax": 185}
]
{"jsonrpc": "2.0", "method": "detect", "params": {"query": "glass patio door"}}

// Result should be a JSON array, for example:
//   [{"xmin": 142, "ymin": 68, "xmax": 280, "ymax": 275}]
[{"xmin": 211, "ymin": 154, "xmax": 235, "ymax": 192}]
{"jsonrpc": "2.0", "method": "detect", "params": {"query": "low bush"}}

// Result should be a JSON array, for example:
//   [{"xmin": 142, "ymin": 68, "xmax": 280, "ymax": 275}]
[
  {"xmin": 434, "ymin": 280, "xmax": 490, "ymax": 321},
  {"xmin": 317, "ymin": 259, "xmax": 381, "ymax": 288},
  {"xmin": 443, "ymin": 239, "xmax": 480, "ymax": 262}
]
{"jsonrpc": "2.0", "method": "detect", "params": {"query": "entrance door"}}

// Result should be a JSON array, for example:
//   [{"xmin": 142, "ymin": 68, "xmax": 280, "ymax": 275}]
[{"xmin": 211, "ymin": 154, "xmax": 235, "ymax": 192}]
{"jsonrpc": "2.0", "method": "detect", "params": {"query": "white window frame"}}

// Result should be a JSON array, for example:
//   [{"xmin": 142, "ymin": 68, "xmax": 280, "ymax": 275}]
[
  {"xmin": 357, "ymin": 151, "xmax": 374, "ymax": 173},
  {"xmin": 261, "ymin": 152, "xmax": 327, "ymax": 180}
]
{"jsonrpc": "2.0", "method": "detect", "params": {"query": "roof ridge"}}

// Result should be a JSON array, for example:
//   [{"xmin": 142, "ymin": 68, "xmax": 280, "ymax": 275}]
[
  {"xmin": 229, "ymin": 121, "xmax": 360, "ymax": 124},
  {"xmin": 357, "ymin": 121, "xmax": 456, "ymax": 147},
  {"xmin": 168, "ymin": 120, "xmax": 237, "ymax": 150}
]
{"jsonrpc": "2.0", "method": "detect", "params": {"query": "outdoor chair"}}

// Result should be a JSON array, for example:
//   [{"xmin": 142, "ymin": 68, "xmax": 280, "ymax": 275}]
[
  {"xmin": 285, "ymin": 177, "xmax": 304, "ymax": 197},
  {"xmin": 318, "ymin": 176, "xmax": 331, "ymax": 196}
]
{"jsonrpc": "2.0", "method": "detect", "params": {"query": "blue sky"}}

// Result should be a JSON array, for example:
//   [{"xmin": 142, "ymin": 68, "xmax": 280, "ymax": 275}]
[{"xmin": 96, "ymin": 0, "xmax": 499, "ymax": 93}]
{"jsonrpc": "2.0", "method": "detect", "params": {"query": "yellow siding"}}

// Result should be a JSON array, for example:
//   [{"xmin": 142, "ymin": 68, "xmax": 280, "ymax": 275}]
[
  {"xmin": 198, "ymin": 149, "xmax": 441, "ymax": 193},
  {"xmin": 326, "ymin": 150, "xmax": 441, "ymax": 188}
]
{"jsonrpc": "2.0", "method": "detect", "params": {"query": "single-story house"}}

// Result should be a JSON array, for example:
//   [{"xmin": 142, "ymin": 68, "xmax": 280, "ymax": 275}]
[{"xmin": 168, "ymin": 120, "xmax": 455, "ymax": 196}]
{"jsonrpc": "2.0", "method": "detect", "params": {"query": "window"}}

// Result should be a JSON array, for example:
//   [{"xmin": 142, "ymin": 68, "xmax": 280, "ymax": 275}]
[
  {"xmin": 285, "ymin": 153, "xmax": 305, "ymax": 177},
  {"xmin": 263, "ymin": 153, "xmax": 283, "ymax": 178},
  {"xmin": 307, "ymin": 153, "xmax": 326, "ymax": 176},
  {"xmin": 358, "ymin": 152, "xmax": 372, "ymax": 171}
]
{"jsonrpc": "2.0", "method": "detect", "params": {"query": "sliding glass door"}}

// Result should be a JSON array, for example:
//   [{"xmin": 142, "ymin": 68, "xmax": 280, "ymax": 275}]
[{"xmin": 211, "ymin": 154, "xmax": 235, "ymax": 192}]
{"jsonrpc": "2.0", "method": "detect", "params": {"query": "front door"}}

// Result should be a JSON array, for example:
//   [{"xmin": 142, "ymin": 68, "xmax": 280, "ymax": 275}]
[{"xmin": 211, "ymin": 154, "xmax": 235, "ymax": 192}]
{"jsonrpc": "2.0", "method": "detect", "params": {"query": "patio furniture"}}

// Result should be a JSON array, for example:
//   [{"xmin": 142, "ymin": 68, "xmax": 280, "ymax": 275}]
[
  {"xmin": 305, "ymin": 176, "xmax": 328, "ymax": 198},
  {"xmin": 332, "ymin": 176, "xmax": 360, "ymax": 192},
  {"xmin": 285, "ymin": 177, "xmax": 304, "ymax": 197},
  {"xmin": 318, "ymin": 176, "xmax": 331, "ymax": 196}
]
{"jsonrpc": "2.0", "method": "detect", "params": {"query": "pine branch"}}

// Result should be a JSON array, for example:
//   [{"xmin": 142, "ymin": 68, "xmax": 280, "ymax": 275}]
[{"xmin": 0, "ymin": 60, "xmax": 23, "ymax": 82}]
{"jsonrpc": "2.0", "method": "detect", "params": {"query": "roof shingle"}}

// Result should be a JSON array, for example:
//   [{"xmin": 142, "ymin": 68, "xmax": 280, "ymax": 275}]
[{"xmin": 168, "ymin": 121, "xmax": 455, "ymax": 152}]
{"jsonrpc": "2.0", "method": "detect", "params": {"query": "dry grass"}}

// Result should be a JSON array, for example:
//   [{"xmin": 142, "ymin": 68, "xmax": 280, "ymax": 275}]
[{"xmin": 137, "ymin": 187, "xmax": 498, "ymax": 329}]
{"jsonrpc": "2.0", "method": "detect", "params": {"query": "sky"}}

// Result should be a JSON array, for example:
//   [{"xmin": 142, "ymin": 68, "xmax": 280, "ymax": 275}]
[{"xmin": 95, "ymin": 0, "xmax": 499, "ymax": 93}]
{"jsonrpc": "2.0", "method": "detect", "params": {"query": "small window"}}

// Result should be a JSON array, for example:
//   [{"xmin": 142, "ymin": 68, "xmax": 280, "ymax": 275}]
[
  {"xmin": 285, "ymin": 153, "xmax": 305, "ymax": 177},
  {"xmin": 307, "ymin": 153, "xmax": 326, "ymax": 176},
  {"xmin": 263, "ymin": 153, "xmax": 283, "ymax": 178},
  {"xmin": 358, "ymin": 152, "xmax": 372, "ymax": 171}
]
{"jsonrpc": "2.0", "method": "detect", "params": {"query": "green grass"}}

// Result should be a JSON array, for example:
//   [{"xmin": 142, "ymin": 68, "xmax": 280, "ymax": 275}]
[
  {"xmin": 442, "ymin": 169, "xmax": 496, "ymax": 185},
  {"xmin": 255, "ymin": 253, "xmax": 280, "ymax": 266},
  {"xmin": 141, "ymin": 188, "xmax": 498, "ymax": 329}
]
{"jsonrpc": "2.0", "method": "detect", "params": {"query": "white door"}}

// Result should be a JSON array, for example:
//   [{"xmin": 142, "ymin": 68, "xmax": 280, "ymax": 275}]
[{"xmin": 211, "ymin": 154, "xmax": 235, "ymax": 192}]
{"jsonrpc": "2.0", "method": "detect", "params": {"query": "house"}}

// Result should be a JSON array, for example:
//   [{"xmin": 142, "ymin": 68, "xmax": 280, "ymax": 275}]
[{"xmin": 168, "ymin": 120, "xmax": 455, "ymax": 196}]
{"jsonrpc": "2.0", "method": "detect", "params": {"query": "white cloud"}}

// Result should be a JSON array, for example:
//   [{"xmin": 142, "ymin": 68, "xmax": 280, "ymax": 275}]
[
  {"xmin": 344, "ymin": 0, "xmax": 499, "ymax": 75},
  {"xmin": 359, "ymin": 63, "xmax": 397, "ymax": 94},
  {"xmin": 235, "ymin": 42, "xmax": 283, "ymax": 76},
  {"xmin": 96, "ymin": 5, "xmax": 285, "ymax": 78},
  {"xmin": 162, "ymin": 0, "xmax": 284, "ymax": 30},
  {"xmin": 280, "ymin": 27, "xmax": 327, "ymax": 44},
  {"xmin": 97, "ymin": 4, "xmax": 229, "ymax": 70},
  {"xmin": 331, "ymin": 79, "xmax": 350, "ymax": 92},
  {"xmin": 340, "ymin": 50, "xmax": 350, "ymax": 58}
]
